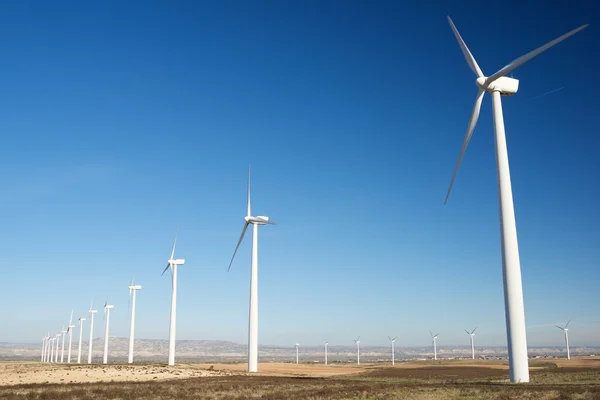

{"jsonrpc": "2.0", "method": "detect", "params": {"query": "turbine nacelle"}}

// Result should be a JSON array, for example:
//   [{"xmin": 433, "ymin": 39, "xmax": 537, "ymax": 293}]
[
  {"xmin": 128, "ymin": 285, "xmax": 142, "ymax": 290},
  {"xmin": 168, "ymin": 259, "xmax": 185, "ymax": 265},
  {"xmin": 476, "ymin": 76, "xmax": 519, "ymax": 96},
  {"xmin": 104, "ymin": 305, "xmax": 115, "ymax": 309}
]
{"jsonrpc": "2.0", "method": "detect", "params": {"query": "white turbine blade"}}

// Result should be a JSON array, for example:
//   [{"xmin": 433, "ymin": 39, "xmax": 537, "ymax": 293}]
[
  {"xmin": 429, "ymin": 330, "xmax": 433, "ymax": 338},
  {"xmin": 69, "ymin": 310, "xmax": 73, "ymax": 326},
  {"xmin": 486, "ymin": 24, "xmax": 589, "ymax": 85},
  {"xmin": 247, "ymin": 165, "xmax": 252, "ymax": 217},
  {"xmin": 447, "ymin": 16, "xmax": 484, "ymax": 78},
  {"xmin": 465, "ymin": 329, "xmax": 470, "ymax": 335},
  {"xmin": 393, "ymin": 336, "xmax": 397, "ymax": 341},
  {"xmin": 472, "ymin": 327, "xmax": 478, "ymax": 334},
  {"xmin": 89, "ymin": 298, "xmax": 94, "ymax": 311},
  {"xmin": 228, "ymin": 222, "xmax": 250, "ymax": 272},
  {"xmin": 161, "ymin": 264, "xmax": 171, "ymax": 276},
  {"xmin": 565, "ymin": 318, "xmax": 572, "ymax": 329},
  {"xmin": 170, "ymin": 228, "xmax": 179, "ymax": 261},
  {"xmin": 556, "ymin": 325, "xmax": 564, "ymax": 330},
  {"xmin": 388, "ymin": 336, "xmax": 391, "ymax": 341},
  {"xmin": 255, "ymin": 217, "xmax": 277, "ymax": 225},
  {"xmin": 444, "ymin": 88, "xmax": 485, "ymax": 204}
]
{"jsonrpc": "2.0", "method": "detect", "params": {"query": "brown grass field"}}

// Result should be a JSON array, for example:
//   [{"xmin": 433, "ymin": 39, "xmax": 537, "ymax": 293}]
[{"xmin": 1, "ymin": 357, "xmax": 599, "ymax": 399}]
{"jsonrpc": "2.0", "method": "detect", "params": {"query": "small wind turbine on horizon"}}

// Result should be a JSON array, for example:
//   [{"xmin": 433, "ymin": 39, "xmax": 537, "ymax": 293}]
[
  {"xmin": 388, "ymin": 336, "xmax": 398, "ymax": 366},
  {"xmin": 324, "ymin": 342, "xmax": 328, "ymax": 365},
  {"xmin": 465, "ymin": 327, "xmax": 477, "ymax": 360},
  {"xmin": 77, "ymin": 316, "xmax": 86, "ymax": 364},
  {"xmin": 103, "ymin": 299, "xmax": 115, "ymax": 364},
  {"xmin": 88, "ymin": 300, "xmax": 98, "ymax": 364},
  {"xmin": 128, "ymin": 276, "xmax": 142, "ymax": 364},
  {"xmin": 67, "ymin": 311, "xmax": 75, "ymax": 363},
  {"xmin": 353, "ymin": 337, "xmax": 361, "ymax": 365},
  {"xmin": 556, "ymin": 318, "xmax": 572, "ymax": 360},
  {"xmin": 295, "ymin": 343, "xmax": 299, "ymax": 364},
  {"xmin": 444, "ymin": 16, "xmax": 588, "ymax": 383},
  {"xmin": 162, "ymin": 231, "xmax": 185, "ymax": 366},
  {"xmin": 60, "ymin": 326, "xmax": 67, "ymax": 363},
  {"xmin": 227, "ymin": 165, "xmax": 276, "ymax": 373},
  {"xmin": 430, "ymin": 331, "xmax": 439, "ymax": 361}
]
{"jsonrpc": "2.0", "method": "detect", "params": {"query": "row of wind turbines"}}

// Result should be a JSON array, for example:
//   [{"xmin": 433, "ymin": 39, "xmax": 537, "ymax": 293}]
[{"xmin": 37, "ymin": 15, "xmax": 587, "ymax": 385}]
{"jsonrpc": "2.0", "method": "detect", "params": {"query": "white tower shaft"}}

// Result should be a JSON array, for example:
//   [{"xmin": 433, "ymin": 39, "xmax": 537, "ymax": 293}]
[
  {"xmin": 129, "ymin": 289, "xmax": 138, "ymax": 364},
  {"xmin": 168, "ymin": 266, "xmax": 178, "ymax": 366},
  {"xmin": 78, "ymin": 320, "xmax": 85, "ymax": 363},
  {"xmin": 392, "ymin": 341, "xmax": 395, "ymax": 365},
  {"xmin": 67, "ymin": 330, "xmax": 73, "ymax": 363},
  {"xmin": 296, "ymin": 346, "xmax": 299, "ymax": 364},
  {"xmin": 60, "ymin": 332, "xmax": 66, "ymax": 363},
  {"xmin": 492, "ymin": 90, "xmax": 530, "ymax": 383},
  {"xmin": 103, "ymin": 310, "xmax": 111, "ymax": 364},
  {"xmin": 565, "ymin": 330, "xmax": 571, "ymax": 360},
  {"xmin": 433, "ymin": 338, "xmax": 437, "ymax": 360},
  {"xmin": 41, "ymin": 338, "xmax": 46, "ymax": 362},
  {"xmin": 325, "ymin": 344, "xmax": 328, "ymax": 365},
  {"xmin": 88, "ymin": 313, "xmax": 95, "ymax": 364},
  {"xmin": 248, "ymin": 223, "xmax": 259, "ymax": 372},
  {"xmin": 471, "ymin": 335, "xmax": 475, "ymax": 360}
]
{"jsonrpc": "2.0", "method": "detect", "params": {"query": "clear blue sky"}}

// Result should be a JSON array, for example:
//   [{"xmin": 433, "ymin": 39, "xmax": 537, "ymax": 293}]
[{"xmin": 1, "ymin": 0, "xmax": 598, "ymax": 349}]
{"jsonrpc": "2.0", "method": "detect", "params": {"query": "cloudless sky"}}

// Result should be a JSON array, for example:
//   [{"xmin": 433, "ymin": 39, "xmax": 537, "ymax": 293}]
[{"xmin": 1, "ymin": 0, "xmax": 599, "ymax": 349}]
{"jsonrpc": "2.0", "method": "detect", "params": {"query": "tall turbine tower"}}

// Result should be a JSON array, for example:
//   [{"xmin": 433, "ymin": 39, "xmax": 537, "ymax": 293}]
[
  {"xmin": 295, "ymin": 343, "xmax": 299, "ymax": 364},
  {"xmin": 55, "ymin": 334, "xmax": 61, "ymax": 362},
  {"xmin": 67, "ymin": 311, "xmax": 75, "ymax": 363},
  {"xmin": 41, "ymin": 336, "xmax": 46, "ymax": 363},
  {"xmin": 60, "ymin": 326, "xmax": 67, "ymax": 363},
  {"xmin": 88, "ymin": 300, "xmax": 98, "ymax": 364},
  {"xmin": 444, "ymin": 17, "xmax": 588, "ymax": 383},
  {"xmin": 465, "ymin": 327, "xmax": 477, "ymax": 360},
  {"xmin": 103, "ymin": 300, "xmax": 115, "ymax": 364},
  {"xmin": 44, "ymin": 332, "xmax": 50, "ymax": 362},
  {"xmin": 128, "ymin": 277, "xmax": 142, "ymax": 364},
  {"xmin": 556, "ymin": 318, "xmax": 572, "ymax": 360},
  {"xmin": 324, "ymin": 342, "xmax": 328, "ymax": 365},
  {"xmin": 227, "ymin": 166, "xmax": 276, "ymax": 373},
  {"xmin": 388, "ymin": 336, "xmax": 397, "ymax": 366},
  {"xmin": 77, "ymin": 316, "xmax": 86, "ymax": 363},
  {"xmin": 430, "ymin": 331, "xmax": 439, "ymax": 360},
  {"xmin": 162, "ymin": 232, "xmax": 185, "ymax": 366},
  {"xmin": 50, "ymin": 337, "xmax": 55, "ymax": 363},
  {"xmin": 353, "ymin": 337, "xmax": 360, "ymax": 365}
]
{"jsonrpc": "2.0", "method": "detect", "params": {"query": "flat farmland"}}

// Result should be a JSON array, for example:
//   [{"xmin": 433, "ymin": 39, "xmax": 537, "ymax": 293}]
[{"xmin": 1, "ymin": 357, "xmax": 599, "ymax": 399}]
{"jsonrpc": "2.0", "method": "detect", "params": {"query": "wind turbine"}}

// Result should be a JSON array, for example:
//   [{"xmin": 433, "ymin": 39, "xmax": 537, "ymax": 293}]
[
  {"xmin": 103, "ymin": 300, "xmax": 115, "ymax": 364},
  {"xmin": 444, "ymin": 16, "xmax": 588, "ymax": 384},
  {"xmin": 60, "ymin": 326, "xmax": 67, "ymax": 363},
  {"xmin": 295, "ymin": 343, "xmax": 299, "ymax": 364},
  {"xmin": 77, "ymin": 316, "xmax": 86, "ymax": 364},
  {"xmin": 227, "ymin": 165, "xmax": 276, "ymax": 373},
  {"xmin": 430, "ymin": 331, "xmax": 439, "ymax": 361},
  {"xmin": 324, "ymin": 342, "xmax": 328, "ymax": 365},
  {"xmin": 127, "ymin": 276, "xmax": 142, "ymax": 364},
  {"xmin": 353, "ymin": 337, "xmax": 360, "ymax": 365},
  {"xmin": 388, "ymin": 336, "xmax": 398, "ymax": 366},
  {"xmin": 67, "ymin": 310, "xmax": 75, "ymax": 363},
  {"xmin": 556, "ymin": 318, "xmax": 572, "ymax": 360},
  {"xmin": 88, "ymin": 300, "xmax": 98, "ymax": 364},
  {"xmin": 465, "ymin": 327, "xmax": 477, "ymax": 360},
  {"xmin": 41, "ymin": 336, "xmax": 46, "ymax": 363},
  {"xmin": 44, "ymin": 332, "xmax": 50, "ymax": 362},
  {"xmin": 162, "ymin": 231, "xmax": 185, "ymax": 366},
  {"xmin": 55, "ymin": 334, "xmax": 61, "ymax": 362},
  {"xmin": 49, "ymin": 337, "xmax": 55, "ymax": 363}
]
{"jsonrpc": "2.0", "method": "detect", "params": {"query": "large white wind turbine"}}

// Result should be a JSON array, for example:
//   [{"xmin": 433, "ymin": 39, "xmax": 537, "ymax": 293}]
[
  {"xmin": 465, "ymin": 327, "xmax": 477, "ymax": 360},
  {"xmin": 103, "ymin": 300, "xmax": 114, "ymax": 364},
  {"xmin": 88, "ymin": 300, "xmax": 97, "ymax": 364},
  {"xmin": 44, "ymin": 332, "xmax": 50, "ymax": 362},
  {"xmin": 49, "ymin": 337, "xmax": 55, "ymax": 363},
  {"xmin": 295, "ymin": 343, "xmax": 299, "ymax": 364},
  {"xmin": 556, "ymin": 318, "xmax": 572, "ymax": 360},
  {"xmin": 324, "ymin": 342, "xmax": 328, "ymax": 365},
  {"xmin": 444, "ymin": 16, "xmax": 588, "ymax": 383},
  {"xmin": 128, "ymin": 277, "xmax": 142, "ymax": 364},
  {"xmin": 162, "ymin": 232, "xmax": 185, "ymax": 366},
  {"xmin": 67, "ymin": 311, "xmax": 75, "ymax": 363},
  {"xmin": 430, "ymin": 331, "xmax": 439, "ymax": 361},
  {"xmin": 388, "ymin": 336, "xmax": 397, "ymax": 366},
  {"xmin": 60, "ymin": 326, "xmax": 67, "ymax": 363},
  {"xmin": 77, "ymin": 316, "xmax": 86, "ymax": 364},
  {"xmin": 353, "ymin": 337, "xmax": 360, "ymax": 365},
  {"xmin": 227, "ymin": 166, "xmax": 276, "ymax": 373}
]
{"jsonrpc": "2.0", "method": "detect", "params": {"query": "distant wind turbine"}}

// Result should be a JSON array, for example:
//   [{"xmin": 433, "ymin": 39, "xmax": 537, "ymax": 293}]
[
  {"xmin": 465, "ymin": 327, "xmax": 478, "ymax": 360},
  {"xmin": 50, "ymin": 337, "xmax": 55, "ymax": 363},
  {"xmin": 103, "ymin": 300, "xmax": 115, "ymax": 364},
  {"xmin": 44, "ymin": 332, "xmax": 50, "ymax": 362},
  {"xmin": 88, "ymin": 300, "xmax": 98, "ymax": 364},
  {"xmin": 227, "ymin": 165, "xmax": 276, "ymax": 373},
  {"xmin": 324, "ymin": 342, "xmax": 328, "ymax": 365},
  {"xmin": 41, "ymin": 336, "xmax": 46, "ymax": 363},
  {"xmin": 55, "ymin": 334, "xmax": 61, "ymax": 362},
  {"xmin": 388, "ymin": 336, "xmax": 398, "ymax": 366},
  {"xmin": 162, "ymin": 231, "xmax": 185, "ymax": 366},
  {"xmin": 353, "ymin": 337, "xmax": 361, "ymax": 365},
  {"xmin": 295, "ymin": 343, "xmax": 299, "ymax": 364},
  {"xmin": 77, "ymin": 316, "xmax": 86, "ymax": 364},
  {"xmin": 67, "ymin": 311, "xmax": 75, "ymax": 363},
  {"xmin": 556, "ymin": 318, "xmax": 572, "ymax": 360},
  {"xmin": 60, "ymin": 326, "xmax": 67, "ymax": 363},
  {"xmin": 430, "ymin": 331, "xmax": 439, "ymax": 360},
  {"xmin": 128, "ymin": 276, "xmax": 142, "ymax": 364},
  {"xmin": 444, "ymin": 16, "xmax": 588, "ymax": 384}
]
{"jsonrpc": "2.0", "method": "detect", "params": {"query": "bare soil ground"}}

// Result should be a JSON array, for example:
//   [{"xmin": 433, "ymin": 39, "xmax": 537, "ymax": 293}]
[{"xmin": 0, "ymin": 357, "xmax": 598, "ymax": 399}]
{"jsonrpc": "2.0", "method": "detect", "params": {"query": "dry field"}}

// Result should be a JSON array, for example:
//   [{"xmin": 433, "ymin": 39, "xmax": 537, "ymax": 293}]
[{"xmin": 0, "ymin": 357, "xmax": 599, "ymax": 399}]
